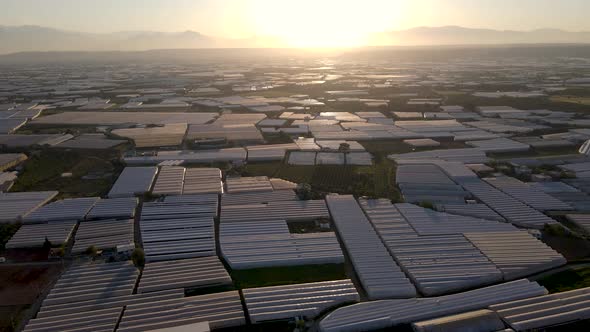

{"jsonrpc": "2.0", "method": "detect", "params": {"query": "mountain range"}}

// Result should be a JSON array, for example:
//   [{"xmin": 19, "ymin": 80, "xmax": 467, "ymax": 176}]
[
  {"xmin": 370, "ymin": 26, "xmax": 590, "ymax": 46},
  {"xmin": 2, "ymin": 25, "xmax": 590, "ymax": 54},
  {"xmin": 0, "ymin": 25, "xmax": 286, "ymax": 54}
]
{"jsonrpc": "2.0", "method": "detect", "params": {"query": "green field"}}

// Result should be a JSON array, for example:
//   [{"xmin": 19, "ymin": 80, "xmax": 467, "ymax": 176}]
[
  {"xmin": 361, "ymin": 139, "xmax": 468, "ymax": 156},
  {"xmin": 442, "ymin": 92, "xmax": 590, "ymax": 113},
  {"xmin": 241, "ymin": 139, "xmax": 435, "ymax": 200},
  {"xmin": 242, "ymin": 139, "xmax": 429, "ymax": 200},
  {"xmin": 489, "ymin": 146, "xmax": 582, "ymax": 160},
  {"xmin": 10, "ymin": 149, "xmax": 123, "ymax": 199},
  {"xmin": 434, "ymin": 90, "xmax": 467, "ymax": 96},
  {"xmin": 243, "ymin": 162, "xmax": 314, "ymax": 184},
  {"xmin": 238, "ymin": 89, "xmax": 303, "ymax": 98},
  {"xmin": 538, "ymin": 267, "xmax": 590, "ymax": 293},
  {"xmin": 550, "ymin": 95, "xmax": 590, "ymax": 106},
  {"xmin": 243, "ymin": 159, "xmax": 400, "ymax": 200},
  {"xmin": 231, "ymin": 264, "xmax": 348, "ymax": 289},
  {"xmin": 16, "ymin": 124, "xmax": 100, "ymax": 135},
  {"xmin": 361, "ymin": 140, "xmax": 414, "ymax": 155}
]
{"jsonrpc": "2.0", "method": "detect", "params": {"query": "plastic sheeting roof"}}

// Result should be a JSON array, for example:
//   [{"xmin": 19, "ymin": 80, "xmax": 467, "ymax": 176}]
[
  {"xmin": 326, "ymin": 195, "xmax": 417, "ymax": 300},
  {"xmin": 319, "ymin": 279, "xmax": 547, "ymax": 332}
]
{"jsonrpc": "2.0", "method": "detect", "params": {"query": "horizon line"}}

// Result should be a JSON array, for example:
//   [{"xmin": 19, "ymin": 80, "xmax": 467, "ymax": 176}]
[
  {"xmin": 3, "ymin": 24, "xmax": 590, "ymax": 37},
  {"xmin": 2, "ymin": 42, "xmax": 590, "ymax": 57}
]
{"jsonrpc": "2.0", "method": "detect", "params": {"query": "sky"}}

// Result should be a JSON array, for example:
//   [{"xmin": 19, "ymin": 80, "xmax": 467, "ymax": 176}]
[{"xmin": 2, "ymin": 0, "xmax": 590, "ymax": 47}]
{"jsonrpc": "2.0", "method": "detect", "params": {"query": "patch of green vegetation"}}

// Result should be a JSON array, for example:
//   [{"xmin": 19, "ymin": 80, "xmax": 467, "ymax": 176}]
[
  {"xmin": 535, "ymin": 146, "xmax": 580, "ymax": 156},
  {"xmin": 16, "ymin": 124, "xmax": 99, "ymax": 135},
  {"xmin": 538, "ymin": 267, "xmax": 590, "ymax": 293},
  {"xmin": 550, "ymin": 95, "xmax": 590, "ymax": 106},
  {"xmin": 418, "ymin": 201, "xmax": 435, "ymax": 210},
  {"xmin": 434, "ymin": 90, "xmax": 467, "ymax": 96},
  {"xmin": 10, "ymin": 149, "xmax": 122, "ymax": 198},
  {"xmin": 242, "ymin": 161, "xmax": 283, "ymax": 177},
  {"xmin": 243, "ymin": 162, "xmax": 315, "ymax": 184},
  {"xmin": 261, "ymin": 132, "xmax": 294, "ymax": 144},
  {"xmin": 445, "ymin": 93, "xmax": 590, "ymax": 113},
  {"xmin": 231, "ymin": 264, "xmax": 347, "ymax": 289},
  {"xmin": 295, "ymin": 183, "xmax": 313, "ymax": 200},
  {"xmin": 360, "ymin": 140, "xmax": 413, "ymax": 156},
  {"xmin": 274, "ymin": 165, "xmax": 316, "ymax": 185},
  {"xmin": 310, "ymin": 166, "xmax": 373, "ymax": 196},
  {"xmin": 243, "ymin": 141, "xmax": 408, "ymax": 199},
  {"xmin": 243, "ymin": 160, "xmax": 401, "ymax": 200},
  {"xmin": 532, "ymin": 164, "xmax": 561, "ymax": 173},
  {"xmin": 550, "ymin": 88, "xmax": 590, "ymax": 97},
  {"xmin": 238, "ymin": 89, "xmax": 302, "ymax": 98},
  {"xmin": 0, "ymin": 223, "xmax": 21, "ymax": 253},
  {"xmin": 544, "ymin": 223, "xmax": 582, "ymax": 239},
  {"xmin": 131, "ymin": 248, "xmax": 145, "ymax": 268},
  {"xmin": 489, "ymin": 147, "xmax": 580, "ymax": 160},
  {"xmin": 374, "ymin": 158, "xmax": 400, "ymax": 201},
  {"xmin": 361, "ymin": 139, "xmax": 467, "ymax": 156}
]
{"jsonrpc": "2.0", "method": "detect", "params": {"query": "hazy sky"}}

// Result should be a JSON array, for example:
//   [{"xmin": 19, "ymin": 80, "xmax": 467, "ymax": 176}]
[{"xmin": 2, "ymin": 0, "xmax": 590, "ymax": 46}]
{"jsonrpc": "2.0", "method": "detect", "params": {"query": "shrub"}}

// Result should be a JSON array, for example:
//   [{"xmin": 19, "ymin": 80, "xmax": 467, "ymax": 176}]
[
  {"xmin": 418, "ymin": 201, "xmax": 435, "ymax": 210},
  {"xmin": 131, "ymin": 248, "xmax": 145, "ymax": 267},
  {"xmin": 85, "ymin": 245, "xmax": 98, "ymax": 257},
  {"xmin": 43, "ymin": 237, "xmax": 52, "ymax": 250},
  {"xmin": 544, "ymin": 223, "xmax": 570, "ymax": 237},
  {"xmin": 295, "ymin": 183, "xmax": 313, "ymax": 200}
]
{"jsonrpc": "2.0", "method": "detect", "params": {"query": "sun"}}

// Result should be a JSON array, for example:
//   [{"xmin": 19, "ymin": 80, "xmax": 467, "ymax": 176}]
[{"xmin": 248, "ymin": 0, "xmax": 403, "ymax": 48}]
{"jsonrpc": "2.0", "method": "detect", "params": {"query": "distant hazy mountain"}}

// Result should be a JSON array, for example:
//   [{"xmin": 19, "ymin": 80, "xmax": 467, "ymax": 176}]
[
  {"xmin": 2, "ymin": 25, "xmax": 590, "ymax": 54},
  {"xmin": 369, "ymin": 26, "xmax": 590, "ymax": 46},
  {"xmin": 0, "ymin": 25, "xmax": 285, "ymax": 54}
]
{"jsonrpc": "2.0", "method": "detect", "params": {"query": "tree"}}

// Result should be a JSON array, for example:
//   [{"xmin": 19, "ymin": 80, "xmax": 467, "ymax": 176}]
[
  {"xmin": 296, "ymin": 183, "xmax": 312, "ymax": 200},
  {"xmin": 338, "ymin": 142, "xmax": 351, "ymax": 154},
  {"xmin": 293, "ymin": 316, "xmax": 308, "ymax": 332},
  {"xmin": 42, "ymin": 237, "xmax": 52, "ymax": 250},
  {"xmin": 85, "ymin": 245, "xmax": 98, "ymax": 257},
  {"xmin": 142, "ymin": 191, "xmax": 158, "ymax": 201},
  {"xmin": 226, "ymin": 164, "xmax": 244, "ymax": 177},
  {"xmin": 131, "ymin": 248, "xmax": 145, "ymax": 267},
  {"xmin": 543, "ymin": 223, "xmax": 579, "ymax": 238},
  {"xmin": 339, "ymin": 143, "xmax": 351, "ymax": 165},
  {"xmin": 418, "ymin": 201, "xmax": 435, "ymax": 210}
]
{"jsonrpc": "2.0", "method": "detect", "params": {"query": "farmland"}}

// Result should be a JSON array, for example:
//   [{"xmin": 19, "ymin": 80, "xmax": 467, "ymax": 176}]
[
  {"xmin": 538, "ymin": 266, "xmax": 590, "ymax": 293},
  {"xmin": 0, "ymin": 264, "xmax": 64, "ymax": 332},
  {"xmin": 9, "ymin": 149, "xmax": 123, "ymax": 199},
  {"xmin": 3, "ymin": 42, "xmax": 590, "ymax": 332},
  {"xmin": 243, "ymin": 160, "xmax": 401, "ymax": 200},
  {"xmin": 550, "ymin": 95, "xmax": 590, "ymax": 106}
]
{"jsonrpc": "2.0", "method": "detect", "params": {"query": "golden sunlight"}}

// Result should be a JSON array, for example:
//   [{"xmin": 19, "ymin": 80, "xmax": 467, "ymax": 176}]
[{"xmin": 248, "ymin": 0, "xmax": 405, "ymax": 48}]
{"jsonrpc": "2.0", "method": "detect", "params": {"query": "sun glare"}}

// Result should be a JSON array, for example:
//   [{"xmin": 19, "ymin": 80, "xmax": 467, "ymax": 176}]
[{"xmin": 249, "ymin": 0, "xmax": 403, "ymax": 48}]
